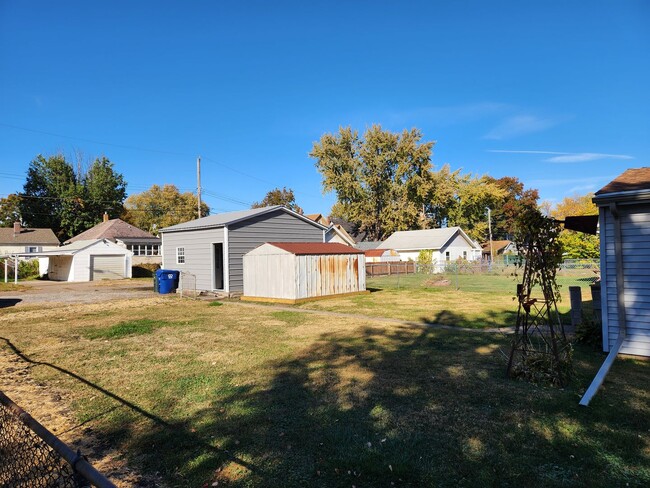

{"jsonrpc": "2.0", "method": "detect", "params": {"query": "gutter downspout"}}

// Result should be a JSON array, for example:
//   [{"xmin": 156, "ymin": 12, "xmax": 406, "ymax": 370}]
[{"xmin": 580, "ymin": 203, "xmax": 627, "ymax": 406}]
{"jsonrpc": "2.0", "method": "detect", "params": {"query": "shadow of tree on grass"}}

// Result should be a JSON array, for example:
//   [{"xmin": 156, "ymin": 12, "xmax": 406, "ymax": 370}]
[{"xmin": 95, "ymin": 326, "xmax": 650, "ymax": 487}]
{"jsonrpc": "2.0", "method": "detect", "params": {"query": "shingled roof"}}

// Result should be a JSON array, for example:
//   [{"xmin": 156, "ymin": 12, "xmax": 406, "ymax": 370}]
[
  {"xmin": 67, "ymin": 218, "xmax": 156, "ymax": 243},
  {"xmin": 0, "ymin": 227, "xmax": 59, "ymax": 245},
  {"xmin": 595, "ymin": 167, "xmax": 650, "ymax": 195}
]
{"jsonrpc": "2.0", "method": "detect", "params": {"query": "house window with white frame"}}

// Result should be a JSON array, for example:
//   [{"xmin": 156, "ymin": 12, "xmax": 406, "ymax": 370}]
[
  {"xmin": 463, "ymin": 251, "xmax": 467, "ymax": 260},
  {"xmin": 176, "ymin": 247, "xmax": 185, "ymax": 264},
  {"xmin": 445, "ymin": 251, "xmax": 450, "ymax": 261}
]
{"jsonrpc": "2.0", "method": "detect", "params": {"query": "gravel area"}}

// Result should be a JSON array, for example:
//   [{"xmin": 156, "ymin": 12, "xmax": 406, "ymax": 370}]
[{"xmin": 0, "ymin": 279, "xmax": 156, "ymax": 307}]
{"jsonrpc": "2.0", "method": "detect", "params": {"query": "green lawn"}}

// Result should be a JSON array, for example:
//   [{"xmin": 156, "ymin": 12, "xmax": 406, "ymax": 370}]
[
  {"xmin": 0, "ymin": 296, "xmax": 647, "ymax": 487},
  {"xmin": 297, "ymin": 271, "xmax": 597, "ymax": 329}
]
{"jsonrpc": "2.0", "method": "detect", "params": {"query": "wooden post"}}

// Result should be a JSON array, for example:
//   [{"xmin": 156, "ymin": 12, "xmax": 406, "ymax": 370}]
[{"xmin": 569, "ymin": 286, "xmax": 582, "ymax": 327}]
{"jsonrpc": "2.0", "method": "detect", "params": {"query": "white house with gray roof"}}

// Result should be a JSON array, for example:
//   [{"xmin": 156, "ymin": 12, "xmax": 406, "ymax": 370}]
[
  {"xmin": 159, "ymin": 206, "xmax": 327, "ymax": 295},
  {"xmin": 380, "ymin": 227, "xmax": 482, "ymax": 265}
]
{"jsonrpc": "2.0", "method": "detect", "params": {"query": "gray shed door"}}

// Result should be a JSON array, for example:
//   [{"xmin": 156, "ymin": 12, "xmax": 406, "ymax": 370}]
[{"xmin": 91, "ymin": 255, "xmax": 125, "ymax": 280}]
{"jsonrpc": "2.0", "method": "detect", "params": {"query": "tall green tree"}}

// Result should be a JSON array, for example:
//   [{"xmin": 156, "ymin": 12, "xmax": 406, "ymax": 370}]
[
  {"xmin": 551, "ymin": 193, "xmax": 600, "ymax": 259},
  {"xmin": 252, "ymin": 187, "xmax": 303, "ymax": 214},
  {"xmin": 19, "ymin": 154, "xmax": 127, "ymax": 240},
  {"xmin": 422, "ymin": 164, "xmax": 461, "ymax": 229},
  {"xmin": 60, "ymin": 157, "xmax": 128, "ymax": 237},
  {"xmin": 446, "ymin": 174, "xmax": 507, "ymax": 242},
  {"xmin": 19, "ymin": 154, "xmax": 77, "ymax": 239},
  {"xmin": 0, "ymin": 194, "xmax": 22, "ymax": 227},
  {"xmin": 485, "ymin": 176, "xmax": 539, "ymax": 240},
  {"xmin": 123, "ymin": 184, "xmax": 209, "ymax": 234},
  {"xmin": 311, "ymin": 125, "xmax": 434, "ymax": 240}
]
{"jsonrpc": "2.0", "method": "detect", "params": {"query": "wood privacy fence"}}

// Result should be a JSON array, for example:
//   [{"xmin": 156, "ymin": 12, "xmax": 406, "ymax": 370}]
[{"xmin": 366, "ymin": 262, "xmax": 416, "ymax": 277}]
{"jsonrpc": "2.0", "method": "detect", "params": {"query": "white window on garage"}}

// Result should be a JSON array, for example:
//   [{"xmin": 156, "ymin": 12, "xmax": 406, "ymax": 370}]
[{"xmin": 176, "ymin": 247, "xmax": 185, "ymax": 264}]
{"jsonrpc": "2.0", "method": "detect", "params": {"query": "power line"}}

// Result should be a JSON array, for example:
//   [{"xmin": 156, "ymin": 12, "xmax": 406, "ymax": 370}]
[
  {"xmin": 0, "ymin": 122, "xmax": 189, "ymax": 157},
  {"xmin": 0, "ymin": 122, "xmax": 304, "ymax": 193}
]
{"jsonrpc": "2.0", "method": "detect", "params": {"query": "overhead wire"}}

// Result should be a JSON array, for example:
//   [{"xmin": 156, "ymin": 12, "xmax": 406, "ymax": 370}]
[
  {"xmin": 0, "ymin": 122, "xmax": 328, "ymax": 213},
  {"xmin": 0, "ymin": 122, "xmax": 309, "ymax": 195}
]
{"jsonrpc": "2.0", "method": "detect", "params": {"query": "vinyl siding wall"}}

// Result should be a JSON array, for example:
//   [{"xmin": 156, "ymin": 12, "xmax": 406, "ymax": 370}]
[
  {"xmin": 601, "ymin": 202, "xmax": 650, "ymax": 356},
  {"xmin": 228, "ymin": 210, "xmax": 324, "ymax": 292},
  {"xmin": 395, "ymin": 233, "xmax": 480, "ymax": 265},
  {"xmin": 440, "ymin": 234, "xmax": 481, "ymax": 262},
  {"xmin": 161, "ymin": 227, "xmax": 225, "ymax": 291}
]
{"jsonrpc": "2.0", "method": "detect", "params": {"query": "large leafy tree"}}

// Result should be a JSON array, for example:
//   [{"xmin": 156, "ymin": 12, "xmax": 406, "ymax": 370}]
[
  {"xmin": 20, "ymin": 154, "xmax": 78, "ymax": 239},
  {"xmin": 19, "ymin": 154, "xmax": 127, "ymax": 240},
  {"xmin": 0, "ymin": 194, "xmax": 22, "ymax": 227},
  {"xmin": 486, "ymin": 176, "xmax": 539, "ymax": 240},
  {"xmin": 60, "ymin": 157, "xmax": 127, "ymax": 238},
  {"xmin": 122, "ymin": 184, "xmax": 209, "ymax": 234},
  {"xmin": 445, "ymin": 174, "xmax": 507, "ymax": 242},
  {"xmin": 551, "ymin": 193, "xmax": 600, "ymax": 259},
  {"xmin": 252, "ymin": 187, "xmax": 303, "ymax": 214},
  {"xmin": 311, "ymin": 125, "xmax": 434, "ymax": 241}
]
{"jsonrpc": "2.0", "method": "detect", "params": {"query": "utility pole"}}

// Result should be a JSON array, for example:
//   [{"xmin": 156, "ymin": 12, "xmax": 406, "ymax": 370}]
[
  {"xmin": 487, "ymin": 207, "xmax": 494, "ymax": 263},
  {"xmin": 197, "ymin": 156, "xmax": 202, "ymax": 219}
]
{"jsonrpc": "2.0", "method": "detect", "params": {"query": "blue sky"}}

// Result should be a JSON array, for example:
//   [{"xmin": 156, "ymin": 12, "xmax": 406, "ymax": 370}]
[{"xmin": 1, "ymin": 1, "xmax": 648, "ymax": 215}]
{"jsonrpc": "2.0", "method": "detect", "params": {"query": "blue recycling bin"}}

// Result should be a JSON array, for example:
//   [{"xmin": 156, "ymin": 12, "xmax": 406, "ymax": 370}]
[{"xmin": 156, "ymin": 269, "xmax": 180, "ymax": 294}]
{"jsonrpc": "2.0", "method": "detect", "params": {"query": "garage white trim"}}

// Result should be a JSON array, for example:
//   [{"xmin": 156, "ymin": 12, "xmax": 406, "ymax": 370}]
[{"xmin": 27, "ymin": 239, "xmax": 133, "ymax": 282}]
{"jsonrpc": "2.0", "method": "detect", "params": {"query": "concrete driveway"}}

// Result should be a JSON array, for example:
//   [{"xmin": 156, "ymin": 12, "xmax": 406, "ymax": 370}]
[{"xmin": 0, "ymin": 279, "xmax": 156, "ymax": 307}]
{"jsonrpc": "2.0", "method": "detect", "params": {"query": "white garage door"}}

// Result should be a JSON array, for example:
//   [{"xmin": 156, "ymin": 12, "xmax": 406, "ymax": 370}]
[{"xmin": 91, "ymin": 255, "xmax": 125, "ymax": 280}]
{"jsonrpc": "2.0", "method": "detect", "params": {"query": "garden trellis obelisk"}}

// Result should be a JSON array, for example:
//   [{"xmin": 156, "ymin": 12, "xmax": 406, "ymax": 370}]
[{"xmin": 506, "ymin": 210, "xmax": 572, "ymax": 387}]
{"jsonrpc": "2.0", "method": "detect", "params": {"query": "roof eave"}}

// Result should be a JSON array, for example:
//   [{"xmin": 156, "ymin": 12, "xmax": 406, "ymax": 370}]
[
  {"xmin": 159, "ymin": 206, "xmax": 328, "ymax": 233},
  {"xmin": 593, "ymin": 188, "xmax": 650, "ymax": 206}
]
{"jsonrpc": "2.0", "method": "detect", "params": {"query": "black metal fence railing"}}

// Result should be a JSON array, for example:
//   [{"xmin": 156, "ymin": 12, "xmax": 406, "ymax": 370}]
[{"xmin": 0, "ymin": 390, "xmax": 116, "ymax": 488}]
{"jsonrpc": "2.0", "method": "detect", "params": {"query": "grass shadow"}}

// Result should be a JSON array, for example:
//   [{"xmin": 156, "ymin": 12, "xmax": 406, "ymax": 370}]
[
  {"xmin": 81, "ymin": 327, "xmax": 649, "ymax": 487},
  {"xmin": 0, "ymin": 298, "xmax": 22, "ymax": 308}
]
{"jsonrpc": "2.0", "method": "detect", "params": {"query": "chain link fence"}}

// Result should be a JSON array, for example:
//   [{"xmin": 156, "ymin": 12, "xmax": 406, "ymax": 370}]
[
  {"xmin": 179, "ymin": 271, "xmax": 198, "ymax": 299},
  {"xmin": 0, "ymin": 391, "xmax": 115, "ymax": 488},
  {"xmin": 366, "ymin": 259, "xmax": 600, "ymax": 292}
]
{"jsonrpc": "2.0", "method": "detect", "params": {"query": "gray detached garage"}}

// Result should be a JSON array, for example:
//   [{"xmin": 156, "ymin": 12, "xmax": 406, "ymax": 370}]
[
  {"xmin": 242, "ymin": 242, "xmax": 367, "ymax": 303},
  {"xmin": 159, "ymin": 206, "xmax": 327, "ymax": 295},
  {"xmin": 36, "ymin": 239, "xmax": 133, "ymax": 281}
]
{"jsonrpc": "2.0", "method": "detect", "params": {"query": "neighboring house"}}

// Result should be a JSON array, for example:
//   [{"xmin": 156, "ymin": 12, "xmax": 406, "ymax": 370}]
[
  {"xmin": 593, "ymin": 167, "xmax": 650, "ymax": 357},
  {"xmin": 159, "ymin": 206, "xmax": 327, "ymax": 295},
  {"xmin": 355, "ymin": 241, "xmax": 383, "ymax": 251},
  {"xmin": 482, "ymin": 240, "xmax": 517, "ymax": 261},
  {"xmin": 242, "ymin": 242, "xmax": 366, "ymax": 303},
  {"xmin": 305, "ymin": 214, "xmax": 358, "ymax": 246},
  {"xmin": 0, "ymin": 222, "xmax": 59, "ymax": 255},
  {"xmin": 325, "ymin": 223, "xmax": 356, "ymax": 246},
  {"xmin": 0, "ymin": 222, "xmax": 60, "ymax": 276},
  {"xmin": 305, "ymin": 213, "xmax": 330, "ymax": 227},
  {"xmin": 380, "ymin": 227, "xmax": 482, "ymax": 264},
  {"xmin": 329, "ymin": 217, "xmax": 368, "ymax": 243},
  {"xmin": 67, "ymin": 213, "xmax": 161, "ymax": 265},
  {"xmin": 33, "ymin": 239, "xmax": 133, "ymax": 281},
  {"xmin": 364, "ymin": 248, "xmax": 400, "ymax": 263}
]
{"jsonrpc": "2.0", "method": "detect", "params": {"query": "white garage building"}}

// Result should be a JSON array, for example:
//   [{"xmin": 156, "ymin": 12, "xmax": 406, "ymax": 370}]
[{"xmin": 36, "ymin": 239, "xmax": 133, "ymax": 281}]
